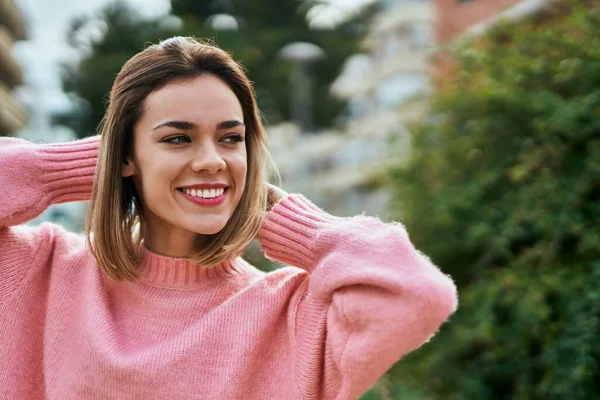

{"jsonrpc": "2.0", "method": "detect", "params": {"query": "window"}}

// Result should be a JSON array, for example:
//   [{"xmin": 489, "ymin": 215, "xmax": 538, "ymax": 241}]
[
  {"xmin": 376, "ymin": 73, "xmax": 429, "ymax": 108},
  {"xmin": 411, "ymin": 22, "xmax": 433, "ymax": 50}
]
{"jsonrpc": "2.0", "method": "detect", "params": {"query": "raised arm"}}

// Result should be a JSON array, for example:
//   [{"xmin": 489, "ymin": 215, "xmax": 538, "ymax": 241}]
[
  {"xmin": 257, "ymin": 194, "xmax": 458, "ymax": 400},
  {"xmin": 0, "ymin": 135, "xmax": 99, "ymax": 306},
  {"xmin": 0, "ymin": 135, "xmax": 99, "ymax": 228}
]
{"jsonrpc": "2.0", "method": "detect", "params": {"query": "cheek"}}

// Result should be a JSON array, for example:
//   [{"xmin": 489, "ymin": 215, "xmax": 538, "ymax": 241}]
[
  {"xmin": 137, "ymin": 158, "xmax": 181, "ymax": 198},
  {"xmin": 229, "ymin": 153, "xmax": 248, "ymax": 186}
]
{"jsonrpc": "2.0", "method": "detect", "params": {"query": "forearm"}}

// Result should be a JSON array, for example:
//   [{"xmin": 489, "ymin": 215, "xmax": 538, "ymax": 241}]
[
  {"xmin": 257, "ymin": 194, "xmax": 458, "ymax": 399},
  {"xmin": 0, "ymin": 135, "xmax": 99, "ymax": 227}
]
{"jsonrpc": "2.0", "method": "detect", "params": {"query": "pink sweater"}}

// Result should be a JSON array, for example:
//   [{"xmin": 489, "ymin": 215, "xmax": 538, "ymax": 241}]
[{"xmin": 0, "ymin": 135, "xmax": 457, "ymax": 400}]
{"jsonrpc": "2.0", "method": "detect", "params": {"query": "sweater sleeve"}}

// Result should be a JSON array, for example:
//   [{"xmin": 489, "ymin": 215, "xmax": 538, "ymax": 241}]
[
  {"xmin": 0, "ymin": 135, "xmax": 99, "ymax": 228},
  {"xmin": 0, "ymin": 135, "xmax": 99, "ymax": 305},
  {"xmin": 257, "ymin": 194, "xmax": 458, "ymax": 400}
]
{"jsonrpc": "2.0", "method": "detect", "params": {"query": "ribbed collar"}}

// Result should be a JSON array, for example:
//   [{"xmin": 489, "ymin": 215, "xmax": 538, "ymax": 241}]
[{"xmin": 137, "ymin": 245, "xmax": 245, "ymax": 290}]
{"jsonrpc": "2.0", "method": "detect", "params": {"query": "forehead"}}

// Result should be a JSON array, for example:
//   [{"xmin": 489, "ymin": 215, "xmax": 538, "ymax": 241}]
[{"xmin": 140, "ymin": 74, "xmax": 244, "ymax": 128}]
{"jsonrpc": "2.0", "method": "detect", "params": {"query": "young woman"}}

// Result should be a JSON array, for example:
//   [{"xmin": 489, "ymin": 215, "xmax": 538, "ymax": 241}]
[{"xmin": 0, "ymin": 37, "xmax": 457, "ymax": 399}]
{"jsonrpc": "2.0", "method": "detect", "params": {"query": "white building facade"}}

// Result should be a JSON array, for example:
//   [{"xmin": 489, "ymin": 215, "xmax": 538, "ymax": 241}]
[{"xmin": 271, "ymin": 0, "xmax": 435, "ymax": 218}]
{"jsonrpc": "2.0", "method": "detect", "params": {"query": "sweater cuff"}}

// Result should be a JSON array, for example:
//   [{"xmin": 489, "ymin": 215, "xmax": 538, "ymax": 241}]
[
  {"xmin": 38, "ymin": 135, "xmax": 100, "ymax": 204},
  {"xmin": 257, "ymin": 194, "xmax": 342, "ymax": 272}
]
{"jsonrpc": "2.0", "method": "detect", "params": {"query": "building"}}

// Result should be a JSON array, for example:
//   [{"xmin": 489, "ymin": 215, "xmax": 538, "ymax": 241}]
[
  {"xmin": 436, "ymin": 0, "xmax": 522, "ymax": 43},
  {"xmin": 272, "ymin": 0, "xmax": 435, "ymax": 217},
  {"xmin": 434, "ymin": 0, "xmax": 561, "ymax": 78},
  {"xmin": 270, "ymin": 0, "xmax": 565, "ymax": 218},
  {"xmin": 0, "ymin": 0, "xmax": 27, "ymax": 136}
]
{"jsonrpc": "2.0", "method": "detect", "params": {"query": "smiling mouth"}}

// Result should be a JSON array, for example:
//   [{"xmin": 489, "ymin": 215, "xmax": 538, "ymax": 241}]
[{"xmin": 177, "ymin": 187, "xmax": 229, "ymax": 199}]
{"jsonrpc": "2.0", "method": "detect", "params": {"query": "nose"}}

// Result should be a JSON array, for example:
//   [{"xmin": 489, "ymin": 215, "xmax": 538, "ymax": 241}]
[{"xmin": 190, "ymin": 142, "xmax": 226, "ymax": 174}]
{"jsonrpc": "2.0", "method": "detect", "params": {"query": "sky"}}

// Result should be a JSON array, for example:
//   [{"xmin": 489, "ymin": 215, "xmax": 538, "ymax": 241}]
[
  {"xmin": 11, "ymin": 0, "xmax": 374, "ymax": 137},
  {"xmin": 13, "ymin": 0, "xmax": 170, "ymax": 120}
]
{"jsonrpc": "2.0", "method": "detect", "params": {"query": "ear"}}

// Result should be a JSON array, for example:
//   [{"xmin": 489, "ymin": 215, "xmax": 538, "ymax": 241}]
[{"xmin": 122, "ymin": 156, "xmax": 137, "ymax": 177}]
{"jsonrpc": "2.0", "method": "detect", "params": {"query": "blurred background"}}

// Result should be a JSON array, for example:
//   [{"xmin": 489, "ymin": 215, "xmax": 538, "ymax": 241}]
[{"xmin": 2, "ymin": 0, "xmax": 598, "ymax": 398}]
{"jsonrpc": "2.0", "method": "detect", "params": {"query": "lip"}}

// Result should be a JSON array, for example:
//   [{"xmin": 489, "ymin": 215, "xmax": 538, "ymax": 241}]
[
  {"xmin": 178, "ymin": 183, "xmax": 229, "ymax": 190},
  {"xmin": 178, "ymin": 187, "xmax": 228, "ymax": 207}
]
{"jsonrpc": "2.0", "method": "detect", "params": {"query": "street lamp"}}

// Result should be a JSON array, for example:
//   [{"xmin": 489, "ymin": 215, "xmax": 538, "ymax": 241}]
[{"xmin": 278, "ymin": 42, "xmax": 325, "ymax": 133}]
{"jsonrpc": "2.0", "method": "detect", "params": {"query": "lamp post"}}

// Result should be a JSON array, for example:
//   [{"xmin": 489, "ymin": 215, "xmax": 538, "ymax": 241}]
[{"xmin": 278, "ymin": 42, "xmax": 325, "ymax": 134}]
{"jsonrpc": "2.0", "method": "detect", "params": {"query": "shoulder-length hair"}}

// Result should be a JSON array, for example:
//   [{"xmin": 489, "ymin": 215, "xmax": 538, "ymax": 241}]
[{"xmin": 86, "ymin": 36, "xmax": 279, "ymax": 282}]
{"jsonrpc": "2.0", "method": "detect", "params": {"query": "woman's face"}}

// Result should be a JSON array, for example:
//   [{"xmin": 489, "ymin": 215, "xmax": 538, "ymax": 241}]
[{"xmin": 123, "ymin": 74, "xmax": 247, "ymax": 257}]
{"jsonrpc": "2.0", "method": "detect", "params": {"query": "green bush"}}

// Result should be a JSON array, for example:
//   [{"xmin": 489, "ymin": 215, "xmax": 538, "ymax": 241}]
[{"xmin": 383, "ymin": 2, "xmax": 600, "ymax": 399}]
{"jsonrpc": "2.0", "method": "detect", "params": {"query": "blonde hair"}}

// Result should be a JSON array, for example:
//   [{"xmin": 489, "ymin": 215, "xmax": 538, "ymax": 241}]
[{"xmin": 86, "ymin": 37, "xmax": 279, "ymax": 282}]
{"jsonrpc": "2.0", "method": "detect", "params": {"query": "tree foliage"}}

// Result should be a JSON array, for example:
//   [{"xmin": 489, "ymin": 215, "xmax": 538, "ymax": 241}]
[
  {"xmin": 60, "ymin": 0, "xmax": 374, "ymax": 138},
  {"xmin": 382, "ymin": 2, "xmax": 600, "ymax": 399},
  {"xmin": 170, "ymin": 0, "xmax": 374, "ymax": 129},
  {"xmin": 59, "ymin": 2, "xmax": 177, "ymax": 137}
]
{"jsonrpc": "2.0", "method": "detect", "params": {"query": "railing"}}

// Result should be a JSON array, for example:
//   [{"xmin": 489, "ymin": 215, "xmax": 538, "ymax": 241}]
[
  {"xmin": 0, "ymin": 26, "xmax": 23, "ymax": 87},
  {"xmin": 0, "ymin": 81, "xmax": 27, "ymax": 134},
  {"xmin": 0, "ymin": 0, "xmax": 27, "ymax": 40}
]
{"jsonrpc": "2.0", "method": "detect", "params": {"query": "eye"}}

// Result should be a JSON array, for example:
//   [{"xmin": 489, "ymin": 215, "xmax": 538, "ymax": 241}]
[
  {"xmin": 222, "ymin": 134, "xmax": 245, "ymax": 144},
  {"xmin": 163, "ymin": 135, "xmax": 190, "ymax": 145}
]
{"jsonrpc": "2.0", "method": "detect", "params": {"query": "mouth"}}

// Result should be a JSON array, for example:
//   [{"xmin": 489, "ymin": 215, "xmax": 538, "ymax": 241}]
[
  {"xmin": 176, "ymin": 185, "xmax": 230, "ymax": 208},
  {"xmin": 177, "ymin": 187, "xmax": 229, "ymax": 200}
]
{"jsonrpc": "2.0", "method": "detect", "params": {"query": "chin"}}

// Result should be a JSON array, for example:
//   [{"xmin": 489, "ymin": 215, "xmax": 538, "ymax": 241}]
[
  {"xmin": 186, "ymin": 218, "xmax": 229, "ymax": 236},
  {"xmin": 195, "ymin": 226, "xmax": 226, "ymax": 235}
]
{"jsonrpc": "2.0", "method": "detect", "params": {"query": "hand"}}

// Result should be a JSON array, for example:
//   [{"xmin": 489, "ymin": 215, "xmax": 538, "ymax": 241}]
[{"xmin": 266, "ymin": 183, "xmax": 288, "ymax": 211}]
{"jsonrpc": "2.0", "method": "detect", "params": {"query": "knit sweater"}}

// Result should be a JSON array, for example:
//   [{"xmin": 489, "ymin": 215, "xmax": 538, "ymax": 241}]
[{"xmin": 0, "ymin": 135, "xmax": 458, "ymax": 400}]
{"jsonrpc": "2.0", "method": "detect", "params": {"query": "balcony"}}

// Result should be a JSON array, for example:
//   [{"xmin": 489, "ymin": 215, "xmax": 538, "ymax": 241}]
[
  {"xmin": 0, "ymin": 0, "xmax": 27, "ymax": 40},
  {"xmin": 366, "ymin": 0, "xmax": 435, "ymax": 44},
  {"xmin": 0, "ymin": 26, "xmax": 22, "ymax": 87},
  {"xmin": 0, "ymin": 81, "xmax": 27, "ymax": 134}
]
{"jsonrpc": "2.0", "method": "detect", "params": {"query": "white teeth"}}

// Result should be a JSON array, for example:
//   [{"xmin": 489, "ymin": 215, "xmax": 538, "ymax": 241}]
[{"xmin": 182, "ymin": 188, "xmax": 225, "ymax": 198}]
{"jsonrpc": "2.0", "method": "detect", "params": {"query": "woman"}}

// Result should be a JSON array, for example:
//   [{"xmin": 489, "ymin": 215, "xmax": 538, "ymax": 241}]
[{"xmin": 0, "ymin": 37, "xmax": 457, "ymax": 399}]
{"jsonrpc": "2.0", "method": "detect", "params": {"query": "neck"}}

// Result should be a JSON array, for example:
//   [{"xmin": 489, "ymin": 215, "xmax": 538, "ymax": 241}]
[
  {"xmin": 142, "ymin": 222, "xmax": 199, "ymax": 258},
  {"xmin": 136, "ymin": 244, "xmax": 243, "ymax": 289}
]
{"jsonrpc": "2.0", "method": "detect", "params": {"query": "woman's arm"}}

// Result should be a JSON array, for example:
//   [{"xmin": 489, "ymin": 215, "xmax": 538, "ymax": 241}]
[
  {"xmin": 257, "ymin": 194, "xmax": 458, "ymax": 400},
  {"xmin": 0, "ymin": 135, "xmax": 99, "ymax": 305},
  {"xmin": 0, "ymin": 135, "xmax": 99, "ymax": 228}
]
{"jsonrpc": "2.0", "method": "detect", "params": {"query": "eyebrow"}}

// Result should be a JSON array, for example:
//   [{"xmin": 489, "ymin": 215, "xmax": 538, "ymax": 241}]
[
  {"xmin": 217, "ymin": 119, "xmax": 245, "ymax": 130},
  {"xmin": 152, "ymin": 119, "xmax": 245, "ymax": 131}
]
